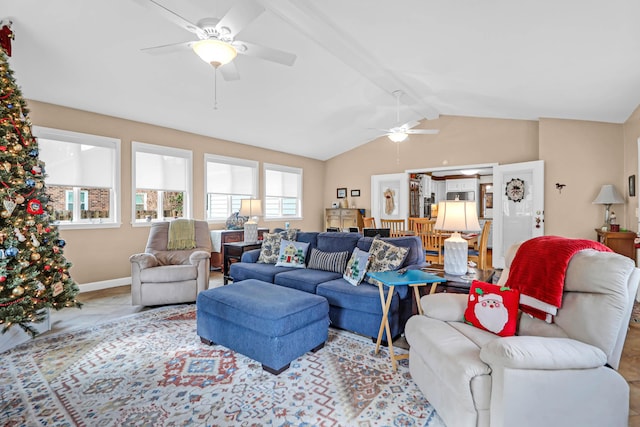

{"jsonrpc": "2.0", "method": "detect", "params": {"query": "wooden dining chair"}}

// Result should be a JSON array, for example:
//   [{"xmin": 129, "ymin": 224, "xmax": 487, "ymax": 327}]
[
  {"xmin": 411, "ymin": 217, "xmax": 434, "ymax": 235},
  {"xmin": 380, "ymin": 219, "xmax": 407, "ymax": 237},
  {"xmin": 424, "ymin": 229, "xmax": 444, "ymax": 264},
  {"xmin": 363, "ymin": 217, "xmax": 376, "ymax": 229},
  {"xmin": 468, "ymin": 220, "xmax": 492, "ymax": 270}
]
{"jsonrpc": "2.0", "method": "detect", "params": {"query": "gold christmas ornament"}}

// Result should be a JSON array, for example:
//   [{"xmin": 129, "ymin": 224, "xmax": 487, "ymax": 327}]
[
  {"xmin": 15, "ymin": 195, "xmax": 25, "ymax": 204},
  {"xmin": 12, "ymin": 286, "xmax": 24, "ymax": 296},
  {"xmin": 31, "ymin": 252, "xmax": 41, "ymax": 261}
]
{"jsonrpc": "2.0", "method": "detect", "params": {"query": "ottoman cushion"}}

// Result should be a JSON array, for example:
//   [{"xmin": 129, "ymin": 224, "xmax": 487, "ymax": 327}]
[{"xmin": 197, "ymin": 279, "xmax": 328, "ymax": 336}]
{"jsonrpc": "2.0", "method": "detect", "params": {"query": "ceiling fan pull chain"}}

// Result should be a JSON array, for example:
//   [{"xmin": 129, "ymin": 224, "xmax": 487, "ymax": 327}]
[{"xmin": 213, "ymin": 69, "xmax": 218, "ymax": 110}]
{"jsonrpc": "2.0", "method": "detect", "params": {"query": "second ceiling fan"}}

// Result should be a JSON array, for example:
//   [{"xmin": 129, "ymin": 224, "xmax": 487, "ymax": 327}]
[
  {"xmin": 133, "ymin": 0, "xmax": 297, "ymax": 81},
  {"xmin": 374, "ymin": 91, "xmax": 440, "ymax": 142}
]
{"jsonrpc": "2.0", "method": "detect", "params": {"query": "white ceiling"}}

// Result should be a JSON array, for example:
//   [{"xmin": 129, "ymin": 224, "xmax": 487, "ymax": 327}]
[{"xmin": 3, "ymin": 0, "xmax": 640, "ymax": 161}]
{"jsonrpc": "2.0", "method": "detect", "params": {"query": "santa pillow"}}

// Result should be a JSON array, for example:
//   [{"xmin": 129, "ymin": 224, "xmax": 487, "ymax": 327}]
[{"xmin": 464, "ymin": 281, "xmax": 520, "ymax": 337}]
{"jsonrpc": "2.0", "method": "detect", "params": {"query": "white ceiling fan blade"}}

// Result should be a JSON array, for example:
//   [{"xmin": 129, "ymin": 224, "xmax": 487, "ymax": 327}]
[
  {"xmin": 218, "ymin": 61, "xmax": 240, "ymax": 81},
  {"xmin": 406, "ymin": 129, "xmax": 440, "ymax": 135},
  {"xmin": 235, "ymin": 41, "xmax": 297, "ymax": 66},
  {"xmin": 134, "ymin": 0, "xmax": 208, "ymax": 39},
  {"xmin": 216, "ymin": 0, "xmax": 265, "ymax": 38},
  {"xmin": 140, "ymin": 41, "xmax": 192, "ymax": 55},
  {"xmin": 399, "ymin": 120, "xmax": 421, "ymax": 130}
]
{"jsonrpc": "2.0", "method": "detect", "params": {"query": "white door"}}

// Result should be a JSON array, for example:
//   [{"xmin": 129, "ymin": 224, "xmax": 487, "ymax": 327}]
[
  {"xmin": 492, "ymin": 160, "xmax": 545, "ymax": 268},
  {"xmin": 371, "ymin": 173, "xmax": 409, "ymax": 228}
]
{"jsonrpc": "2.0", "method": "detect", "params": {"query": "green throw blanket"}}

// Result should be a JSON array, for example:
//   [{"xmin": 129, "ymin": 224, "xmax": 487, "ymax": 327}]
[{"xmin": 167, "ymin": 219, "xmax": 197, "ymax": 250}]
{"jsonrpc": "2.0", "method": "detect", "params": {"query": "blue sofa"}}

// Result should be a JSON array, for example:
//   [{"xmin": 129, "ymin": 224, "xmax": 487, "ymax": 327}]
[{"xmin": 229, "ymin": 231, "xmax": 427, "ymax": 341}]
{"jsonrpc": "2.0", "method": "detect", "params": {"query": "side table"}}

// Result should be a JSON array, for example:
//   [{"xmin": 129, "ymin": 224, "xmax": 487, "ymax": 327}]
[
  {"xmin": 366, "ymin": 269, "xmax": 446, "ymax": 372},
  {"xmin": 223, "ymin": 241, "xmax": 262, "ymax": 284}
]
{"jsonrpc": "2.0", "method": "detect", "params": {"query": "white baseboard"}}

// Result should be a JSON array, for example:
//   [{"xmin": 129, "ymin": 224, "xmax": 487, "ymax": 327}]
[{"xmin": 79, "ymin": 277, "xmax": 131, "ymax": 293}]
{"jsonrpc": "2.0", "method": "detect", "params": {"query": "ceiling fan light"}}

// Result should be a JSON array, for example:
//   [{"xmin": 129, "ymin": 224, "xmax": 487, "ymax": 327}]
[
  {"xmin": 192, "ymin": 39, "xmax": 237, "ymax": 68},
  {"xmin": 388, "ymin": 131, "xmax": 408, "ymax": 143}
]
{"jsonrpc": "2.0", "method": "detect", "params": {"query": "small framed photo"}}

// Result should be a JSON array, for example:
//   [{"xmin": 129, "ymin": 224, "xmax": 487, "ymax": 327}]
[
  {"xmin": 337, "ymin": 188, "xmax": 347, "ymax": 198},
  {"xmin": 351, "ymin": 189, "xmax": 360, "ymax": 197},
  {"xmin": 630, "ymin": 175, "xmax": 636, "ymax": 197}
]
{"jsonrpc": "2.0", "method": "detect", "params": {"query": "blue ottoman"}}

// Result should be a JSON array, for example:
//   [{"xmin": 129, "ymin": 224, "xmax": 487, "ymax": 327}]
[{"xmin": 196, "ymin": 279, "xmax": 330, "ymax": 375}]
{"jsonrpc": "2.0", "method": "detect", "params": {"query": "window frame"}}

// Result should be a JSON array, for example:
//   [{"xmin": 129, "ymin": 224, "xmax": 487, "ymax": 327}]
[
  {"xmin": 131, "ymin": 141, "xmax": 193, "ymax": 226},
  {"xmin": 263, "ymin": 163, "xmax": 303, "ymax": 220},
  {"xmin": 204, "ymin": 154, "xmax": 259, "ymax": 223},
  {"xmin": 33, "ymin": 126, "xmax": 121, "ymax": 229}
]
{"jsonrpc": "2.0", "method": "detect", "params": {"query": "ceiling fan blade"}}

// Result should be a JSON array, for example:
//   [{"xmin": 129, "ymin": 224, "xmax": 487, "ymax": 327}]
[
  {"xmin": 406, "ymin": 129, "xmax": 440, "ymax": 135},
  {"xmin": 134, "ymin": 0, "xmax": 208, "ymax": 39},
  {"xmin": 216, "ymin": 0, "xmax": 265, "ymax": 38},
  {"xmin": 218, "ymin": 61, "xmax": 240, "ymax": 81},
  {"xmin": 399, "ymin": 120, "xmax": 421, "ymax": 130},
  {"xmin": 140, "ymin": 41, "xmax": 193, "ymax": 55},
  {"xmin": 235, "ymin": 41, "xmax": 297, "ymax": 66}
]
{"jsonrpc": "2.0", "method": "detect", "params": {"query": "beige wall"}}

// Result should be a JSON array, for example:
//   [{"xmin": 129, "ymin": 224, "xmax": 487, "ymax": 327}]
[
  {"xmin": 28, "ymin": 101, "xmax": 640, "ymax": 285},
  {"xmin": 623, "ymin": 105, "xmax": 640, "ymax": 232},
  {"xmin": 28, "ymin": 101, "xmax": 326, "ymax": 285},
  {"xmin": 325, "ymin": 115, "xmax": 540, "ymax": 216}
]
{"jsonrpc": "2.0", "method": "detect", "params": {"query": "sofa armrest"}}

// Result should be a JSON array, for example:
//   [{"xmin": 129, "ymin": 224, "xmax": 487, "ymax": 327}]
[
  {"xmin": 421, "ymin": 293, "xmax": 468, "ymax": 322},
  {"xmin": 241, "ymin": 248, "xmax": 261, "ymax": 263},
  {"xmin": 480, "ymin": 336, "xmax": 607, "ymax": 370},
  {"xmin": 129, "ymin": 253, "xmax": 158, "ymax": 269},
  {"xmin": 189, "ymin": 250, "xmax": 211, "ymax": 265}
]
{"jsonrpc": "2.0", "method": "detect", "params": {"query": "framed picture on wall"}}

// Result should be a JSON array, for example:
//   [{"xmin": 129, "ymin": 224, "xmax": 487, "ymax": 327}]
[
  {"xmin": 630, "ymin": 175, "xmax": 636, "ymax": 197},
  {"xmin": 337, "ymin": 188, "xmax": 347, "ymax": 198},
  {"xmin": 351, "ymin": 189, "xmax": 360, "ymax": 197}
]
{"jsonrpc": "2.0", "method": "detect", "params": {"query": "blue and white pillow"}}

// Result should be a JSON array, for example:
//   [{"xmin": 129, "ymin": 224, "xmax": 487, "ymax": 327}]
[
  {"xmin": 343, "ymin": 248, "xmax": 371, "ymax": 286},
  {"xmin": 275, "ymin": 239, "xmax": 309, "ymax": 268}
]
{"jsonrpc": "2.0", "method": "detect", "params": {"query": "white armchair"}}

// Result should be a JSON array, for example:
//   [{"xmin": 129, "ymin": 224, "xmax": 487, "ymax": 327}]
[
  {"xmin": 130, "ymin": 220, "xmax": 211, "ymax": 306},
  {"xmin": 405, "ymin": 241, "xmax": 640, "ymax": 427}
]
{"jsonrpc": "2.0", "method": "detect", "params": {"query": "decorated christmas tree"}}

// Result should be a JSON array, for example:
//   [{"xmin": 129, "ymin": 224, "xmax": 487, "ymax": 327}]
[{"xmin": 0, "ymin": 44, "xmax": 81, "ymax": 336}]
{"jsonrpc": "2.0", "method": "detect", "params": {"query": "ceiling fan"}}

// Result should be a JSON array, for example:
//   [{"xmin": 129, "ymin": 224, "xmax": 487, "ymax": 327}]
[
  {"xmin": 133, "ymin": 0, "xmax": 297, "ymax": 81},
  {"xmin": 374, "ymin": 91, "xmax": 439, "ymax": 142}
]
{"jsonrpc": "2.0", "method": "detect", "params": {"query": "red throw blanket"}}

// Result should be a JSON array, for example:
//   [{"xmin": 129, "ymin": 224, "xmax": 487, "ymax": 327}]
[{"xmin": 506, "ymin": 236, "xmax": 612, "ymax": 322}]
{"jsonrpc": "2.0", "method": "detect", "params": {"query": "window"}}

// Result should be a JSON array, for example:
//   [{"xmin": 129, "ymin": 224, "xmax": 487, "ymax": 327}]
[
  {"xmin": 132, "ymin": 142, "xmax": 192, "ymax": 223},
  {"xmin": 264, "ymin": 163, "xmax": 302, "ymax": 219},
  {"xmin": 34, "ymin": 126, "xmax": 120, "ymax": 228},
  {"xmin": 205, "ymin": 154, "xmax": 258, "ymax": 221}
]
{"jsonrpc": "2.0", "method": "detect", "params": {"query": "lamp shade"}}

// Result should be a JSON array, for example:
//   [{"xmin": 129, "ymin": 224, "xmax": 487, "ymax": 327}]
[
  {"xmin": 192, "ymin": 39, "xmax": 237, "ymax": 68},
  {"xmin": 388, "ymin": 132, "xmax": 408, "ymax": 143},
  {"xmin": 240, "ymin": 199, "xmax": 263, "ymax": 218},
  {"xmin": 434, "ymin": 201, "xmax": 481, "ymax": 232},
  {"xmin": 593, "ymin": 184, "xmax": 625, "ymax": 205}
]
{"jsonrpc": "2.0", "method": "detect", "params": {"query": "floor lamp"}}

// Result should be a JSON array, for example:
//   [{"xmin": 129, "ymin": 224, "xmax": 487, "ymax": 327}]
[
  {"xmin": 434, "ymin": 200, "xmax": 481, "ymax": 276},
  {"xmin": 240, "ymin": 199, "xmax": 263, "ymax": 243}
]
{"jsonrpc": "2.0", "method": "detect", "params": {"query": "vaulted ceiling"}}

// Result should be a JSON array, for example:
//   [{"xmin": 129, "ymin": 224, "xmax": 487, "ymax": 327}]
[{"xmin": 3, "ymin": 0, "xmax": 640, "ymax": 160}]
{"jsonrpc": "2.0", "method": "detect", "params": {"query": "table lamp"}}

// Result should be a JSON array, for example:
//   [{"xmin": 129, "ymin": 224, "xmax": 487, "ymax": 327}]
[
  {"xmin": 240, "ymin": 199, "xmax": 263, "ymax": 243},
  {"xmin": 592, "ymin": 184, "xmax": 624, "ymax": 231},
  {"xmin": 434, "ymin": 200, "xmax": 481, "ymax": 276}
]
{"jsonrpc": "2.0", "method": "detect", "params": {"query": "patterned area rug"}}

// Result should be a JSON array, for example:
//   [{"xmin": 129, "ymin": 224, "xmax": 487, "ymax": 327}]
[
  {"xmin": 1, "ymin": 305, "xmax": 446, "ymax": 426},
  {"xmin": 632, "ymin": 301, "xmax": 640, "ymax": 323}
]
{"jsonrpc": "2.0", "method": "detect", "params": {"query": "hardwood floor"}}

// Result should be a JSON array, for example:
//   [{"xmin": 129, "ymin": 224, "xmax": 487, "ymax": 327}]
[{"xmin": 42, "ymin": 272, "xmax": 640, "ymax": 425}]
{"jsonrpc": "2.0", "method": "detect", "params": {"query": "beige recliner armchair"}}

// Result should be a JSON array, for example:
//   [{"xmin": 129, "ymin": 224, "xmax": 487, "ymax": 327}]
[
  {"xmin": 130, "ymin": 220, "xmax": 211, "ymax": 306},
  {"xmin": 406, "ymin": 241, "xmax": 640, "ymax": 427}
]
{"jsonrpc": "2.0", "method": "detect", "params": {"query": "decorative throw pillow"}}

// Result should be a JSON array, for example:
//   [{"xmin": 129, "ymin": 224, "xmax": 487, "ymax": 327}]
[
  {"xmin": 307, "ymin": 248, "xmax": 350, "ymax": 273},
  {"xmin": 464, "ymin": 281, "xmax": 520, "ymax": 337},
  {"xmin": 367, "ymin": 238, "xmax": 409, "ymax": 273},
  {"xmin": 343, "ymin": 248, "xmax": 371, "ymax": 286},
  {"xmin": 275, "ymin": 239, "xmax": 309, "ymax": 268},
  {"xmin": 257, "ymin": 230, "xmax": 298, "ymax": 264}
]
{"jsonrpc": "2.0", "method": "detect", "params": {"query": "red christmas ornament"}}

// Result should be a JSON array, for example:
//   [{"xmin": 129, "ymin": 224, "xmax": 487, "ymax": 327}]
[
  {"xmin": 0, "ymin": 276, "xmax": 5, "ymax": 282},
  {"xmin": 0, "ymin": 23, "xmax": 14, "ymax": 57},
  {"xmin": 26, "ymin": 198, "xmax": 44, "ymax": 215},
  {"xmin": 44, "ymin": 265, "xmax": 51, "ymax": 271}
]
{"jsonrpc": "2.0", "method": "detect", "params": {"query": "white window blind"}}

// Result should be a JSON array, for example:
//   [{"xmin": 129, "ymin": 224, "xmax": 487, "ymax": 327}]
[
  {"xmin": 37, "ymin": 132, "xmax": 116, "ymax": 188},
  {"xmin": 205, "ymin": 154, "xmax": 258, "ymax": 220},
  {"xmin": 264, "ymin": 163, "xmax": 302, "ymax": 218},
  {"xmin": 135, "ymin": 151, "xmax": 188, "ymax": 192},
  {"xmin": 206, "ymin": 156, "xmax": 257, "ymax": 196}
]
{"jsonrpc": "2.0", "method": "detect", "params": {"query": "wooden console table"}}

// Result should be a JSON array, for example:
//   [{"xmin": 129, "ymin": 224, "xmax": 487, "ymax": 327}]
[{"xmin": 595, "ymin": 229, "xmax": 637, "ymax": 262}]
